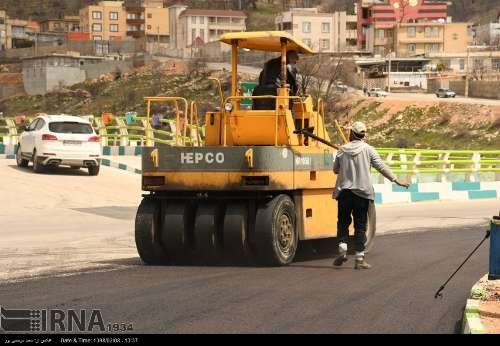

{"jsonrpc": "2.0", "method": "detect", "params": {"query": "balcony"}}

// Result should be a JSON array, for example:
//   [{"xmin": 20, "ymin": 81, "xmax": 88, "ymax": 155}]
[
  {"xmin": 346, "ymin": 30, "xmax": 357, "ymax": 39},
  {"xmin": 397, "ymin": 35, "xmax": 443, "ymax": 43},
  {"xmin": 374, "ymin": 37, "xmax": 392, "ymax": 46},
  {"xmin": 127, "ymin": 18, "xmax": 145, "ymax": 25},
  {"xmin": 207, "ymin": 22, "xmax": 246, "ymax": 30}
]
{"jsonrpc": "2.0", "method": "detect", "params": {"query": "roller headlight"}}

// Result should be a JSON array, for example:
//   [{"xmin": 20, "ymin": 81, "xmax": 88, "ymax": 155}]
[{"xmin": 224, "ymin": 103, "xmax": 233, "ymax": 112}]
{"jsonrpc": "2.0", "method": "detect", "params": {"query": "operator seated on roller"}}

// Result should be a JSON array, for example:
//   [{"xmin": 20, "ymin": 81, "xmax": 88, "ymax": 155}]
[
  {"xmin": 252, "ymin": 50, "xmax": 299, "ymax": 110},
  {"xmin": 332, "ymin": 122, "xmax": 410, "ymax": 270}
]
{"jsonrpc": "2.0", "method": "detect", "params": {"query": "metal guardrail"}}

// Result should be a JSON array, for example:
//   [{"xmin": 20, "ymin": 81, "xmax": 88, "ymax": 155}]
[
  {"xmin": 374, "ymin": 148, "xmax": 500, "ymax": 182},
  {"xmin": 1, "ymin": 116, "xmax": 499, "ymax": 181}
]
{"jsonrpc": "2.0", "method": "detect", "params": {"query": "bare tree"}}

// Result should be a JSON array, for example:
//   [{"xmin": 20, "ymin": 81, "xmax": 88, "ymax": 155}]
[{"xmin": 398, "ymin": 0, "xmax": 411, "ymax": 23}]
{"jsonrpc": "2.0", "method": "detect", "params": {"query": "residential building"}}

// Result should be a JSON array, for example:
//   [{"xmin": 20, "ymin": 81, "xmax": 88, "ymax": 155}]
[
  {"xmin": 5, "ymin": 18, "xmax": 31, "ymax": 49},
  {"xmin": 125, "ymin": 3, "xmax": 169, "ymax": 42},
  {"xmin": 80, "ymin": 1, "xmax": 127, "ymax": 41},
  {"xmin": 275, "ymin": 7, "xmax": 358, "ymax": 53},
  {"xmin": 39, "ymin": 16, "xmax": 80, "ymax": 33},
  {"xmin": 144, "ymin": 5, "xmax": 169, "ymax": 43},
  {"xmin": 358, "ymin": 0, "xmax": 449, "ymax": 53},
  {"xmin": 473, "ymin": 18, "xmax": 500, "ymax": 46},
  {"xmin": 0, "ymin": 10, "xmax": 7, "ymax": 50},
  {"xmin": 393, "ymin": 22, "xmax": 469, "ymax": 57},
  {"xmin": 125, "ymin": 6, "xmax": 145, "ymax": 39},
  {"xmin": 427, "ymin": 49, "xmax": 500, "ymax": 74},
  {"xmin": 169, "ymin": 6, "xmax": 246, "ymax": 50}
]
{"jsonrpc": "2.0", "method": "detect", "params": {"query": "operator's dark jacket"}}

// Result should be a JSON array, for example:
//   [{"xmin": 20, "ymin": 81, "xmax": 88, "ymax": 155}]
[{"xmin": 258, "ymin": 57, "xmax": 298, "ymax": 95}]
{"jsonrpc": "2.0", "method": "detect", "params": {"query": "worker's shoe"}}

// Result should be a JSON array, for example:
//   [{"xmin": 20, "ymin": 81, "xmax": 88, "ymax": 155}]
[
  {"xmin": 354, "ymin": 257, "xmax": 372, "ymax": 270},
  {"xmin": 333, "ymin": 242, "xmax": 348, "ymax": 267}
]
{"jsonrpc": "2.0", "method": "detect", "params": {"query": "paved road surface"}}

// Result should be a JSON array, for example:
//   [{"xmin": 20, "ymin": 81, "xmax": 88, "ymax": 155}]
[
  {"xmin": 1, "ymin": 159, "xmax": 497, "ymax": 285},
  {"xmin": 1, "ymin": 159, "xmax": 497, "ymax": 333},
  {"xmin": 0, "ymin": 226, "xmax": 488, "ymax": 333}
]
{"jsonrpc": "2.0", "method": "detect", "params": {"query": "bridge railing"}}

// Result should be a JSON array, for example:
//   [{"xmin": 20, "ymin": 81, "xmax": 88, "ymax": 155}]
[
  {"xmin": 374, "ymin": 148, "xmax": 500, "ymax": 183},
  {"xmin": 1, "ymin": 116, "xmax": 499, "ymax": 182}
]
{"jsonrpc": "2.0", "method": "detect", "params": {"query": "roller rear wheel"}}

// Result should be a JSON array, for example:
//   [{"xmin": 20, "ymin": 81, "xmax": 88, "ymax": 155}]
[
  {"xmin": 193, "ymin": 203, "xmax": 224, "ymax": 263},
  {"xmin": 255, "ymin": 195, "xmax": 297, "ymax": 266},
  {"xmin": 135, "ymin": 198, "xmax": 169, "ymax": 265},
  {"xmin": 223, "ymin": 203, "xmax": 251, "ymax": 263}
]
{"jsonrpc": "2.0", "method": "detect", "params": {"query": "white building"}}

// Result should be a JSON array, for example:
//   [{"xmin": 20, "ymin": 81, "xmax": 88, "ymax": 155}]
[{"xmin": 275, "ymin": 8, "xmax": 358, "ymax": 53}]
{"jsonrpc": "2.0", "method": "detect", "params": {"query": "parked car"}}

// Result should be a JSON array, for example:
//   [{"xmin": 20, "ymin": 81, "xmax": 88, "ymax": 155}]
[
  {"xmin": 335, "ymin": 81, "xmax": 348, "ymax": 92},
  {"xmin": 367, "ymin": 88, "xmax": 388, "ymax": 97},
  {"xmin": 436, "ymin": 88, "xmax": 456, "ymax": 98},
  {"xmin": 16, "ymin": 114, "xmax": 101, "ymax": 175}
]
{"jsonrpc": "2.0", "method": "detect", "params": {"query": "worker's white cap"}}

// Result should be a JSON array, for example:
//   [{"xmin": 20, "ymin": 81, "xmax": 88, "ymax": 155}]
[{"xmin": 349, "ymin": 121, "xmax": 367, "ymax": 135}]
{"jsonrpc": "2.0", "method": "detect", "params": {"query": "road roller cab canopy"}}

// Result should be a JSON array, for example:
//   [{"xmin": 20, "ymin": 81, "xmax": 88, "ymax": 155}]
[{"xmin": 219, "ymin": 31, "xmax": 314, "ymax": 54}]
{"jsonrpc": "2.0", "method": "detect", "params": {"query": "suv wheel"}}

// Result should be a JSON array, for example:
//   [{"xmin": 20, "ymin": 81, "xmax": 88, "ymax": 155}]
[
  {"xmin": 88, "ymin": 165, "xmax": 100, "ymax": 176},
  {"xmin": 16, "ymin": 145, "xmax": 29, "ymax": 168},
  {"xmin": 32, "ymin": 150, "xmax": 45, "ymax": 173}
]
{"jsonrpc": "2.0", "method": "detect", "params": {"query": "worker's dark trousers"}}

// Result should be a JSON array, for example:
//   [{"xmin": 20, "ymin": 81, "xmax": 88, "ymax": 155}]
[{"xmin": 336, "ymin": 189, "xmax": 369, "ymax": 253}]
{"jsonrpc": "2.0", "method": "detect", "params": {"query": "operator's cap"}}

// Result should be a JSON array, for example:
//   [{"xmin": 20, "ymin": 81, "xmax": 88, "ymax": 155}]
[{"xmin": 349, "ymin": 121, "xmax": 367, "ymax": 136}]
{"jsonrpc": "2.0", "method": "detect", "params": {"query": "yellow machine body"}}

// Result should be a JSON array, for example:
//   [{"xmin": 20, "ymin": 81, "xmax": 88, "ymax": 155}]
[{"xmin": 136, "ymin": 32, "xmax": 371, "ymax": 266}]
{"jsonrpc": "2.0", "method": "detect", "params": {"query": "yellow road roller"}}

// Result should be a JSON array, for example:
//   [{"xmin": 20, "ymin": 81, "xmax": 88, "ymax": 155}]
[{"xmin": 135, "ymin": 31, "xmax": 376, "ymax": 266}]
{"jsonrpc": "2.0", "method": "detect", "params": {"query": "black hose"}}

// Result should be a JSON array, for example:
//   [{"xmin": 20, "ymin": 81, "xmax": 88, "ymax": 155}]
[{"xmin": 293, "ymin": 128, "xmax": 339, "ymax": 150}]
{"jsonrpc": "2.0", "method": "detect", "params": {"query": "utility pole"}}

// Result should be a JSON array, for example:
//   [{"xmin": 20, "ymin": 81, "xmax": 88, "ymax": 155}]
[
  {"xmin": 464, "ymin": 47, "xmax": 469, "ymax": 97},
  {"xmin": 387, "ymin": 49, "xmax": 392, "ymax": 93}
]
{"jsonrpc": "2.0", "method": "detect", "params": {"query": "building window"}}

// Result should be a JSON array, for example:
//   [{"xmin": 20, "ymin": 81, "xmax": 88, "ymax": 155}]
[
  {"xmin": 92, "ymin": 23, "xmax": 102, "ymax": 32},
  {"xmin": 200, "ymin": 29, "xmax": 204, "ymax": 40},
  {"xmin": 459, "ymin": 58, "xmax": 465, "ymax": 71},
  {"xmin": 192, "ymin": 16, "xmax": 196, "ymax": 24},
  {"xmin": 302, "ymin": 38, "xmax": 312, "ymax": 47},
  {"xmin": 377, "ymin": 29, "xmax": 385, "ymax": 39},
  {"xmin": 424, "ymin": 43, "xmax": 440, "ymax": 53},
  {"xmin": 192, "ymin": 28, "xmax": 196, "ymax": 42},
  {"xmin": 231, "ymin": 17, "xmax": 241, "ymax": 24},
  {"xmin": 303, "ymin": 22, "xmax": 311, "ymax": 33},
  {"xmin": 424, "ymin": 26, "xmax": 439, "ymax": 37},
  {"xmin": 110, "ymin": 24, "xmax": 119, "ymax": 32},
  {"xmin": 92, "ymin": 11, "xmax": 102, "ymax": 20},
  {"xmin": 147, "ymin": 25, "xmax": 152, "ymax": 30},
  {"xmin": 200, "ymin": 16, "xmax": 205, "ymax": 24},
  {"xmin": 322, "ymin": 22, "xmax": 330, "ymax": 33},
  {"xmin": 407, "ymin": 43, "xmax": 416, "ymax": 54},
  {"xmin": 320, "ymin": 39, "xmax": 330, "ymax": 50},
  {"xmin": 93, "ymin": 35, "xmax": 102, "ymax": 40},
  {"xmin": 407, "ymin": 27, "xmax": 416, "ymax": 37},
  {"xmin": 147, "ymin": 13, "xmax": 152, "ymax": 19},
  {"xmin": 493, "ymin": 59, "xmax": 500, "ymax": 71},
  {"xmin": 0, "ymin": 17, "xmax": 4, "ymax": 25},
  {"xmin": 110, "ymin": 12, "xmax": 118, "ymax": 20}
]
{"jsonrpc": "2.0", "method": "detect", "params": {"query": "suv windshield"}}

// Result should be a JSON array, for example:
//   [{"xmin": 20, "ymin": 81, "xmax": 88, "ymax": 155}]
[{"xmin": 49, "ymin": 122, "xmax": 93, "ymax": 134}]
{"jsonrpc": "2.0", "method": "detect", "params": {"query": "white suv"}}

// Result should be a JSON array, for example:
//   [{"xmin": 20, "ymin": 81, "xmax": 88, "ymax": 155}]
[{"xmin": 16, "ymin": 115, "xmax": 101, "ymax": 175}]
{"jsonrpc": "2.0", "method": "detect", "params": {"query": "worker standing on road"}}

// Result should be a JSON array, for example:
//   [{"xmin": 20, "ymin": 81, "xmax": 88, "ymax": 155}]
[{"xmin": 332, "ymin": 122, "xmax": 409, "ymax": 269}]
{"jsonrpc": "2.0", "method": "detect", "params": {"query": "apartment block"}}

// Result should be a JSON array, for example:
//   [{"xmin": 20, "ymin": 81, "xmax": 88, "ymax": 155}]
[
  {"xmin": 5, "ymin": 19, "xmax": 39, "ymax": 49},
  {"xmin": 473, "ymin": 18, "xmax": 500, "ymax": 46},
  {"xmin": 358, "ymin": 0, "xmax": 448, "ymax": 54},
  {"xmin": 125, "ymin": 1, "xmax": 169, "ymax": 42},
  {"xmin": 393, "ymin": 22, "xmax": 468, "ymax": 57},
  {"xmin": 40, "ymin": 16, "xmax": 80, "ymax": 33},
  {"xmin": 169, "ymin": 6, "xmax": 246, "ymax": 50},
  {"xmin": 275, "ymin": 8, "xmax": 358, "ymax": 53},
  {"xmin": 80, "ymin": 1, "xmax": 127, "ymax": 41}
]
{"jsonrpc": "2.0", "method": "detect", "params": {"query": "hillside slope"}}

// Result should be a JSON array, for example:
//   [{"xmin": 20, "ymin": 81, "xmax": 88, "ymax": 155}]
[
  {"xmin": 1, "ymin": 0, "xmax": 498, "ymax": 24},
  {"xmin": 330, "ymin": 93, "xmax": 500, "ymax": 150}
]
